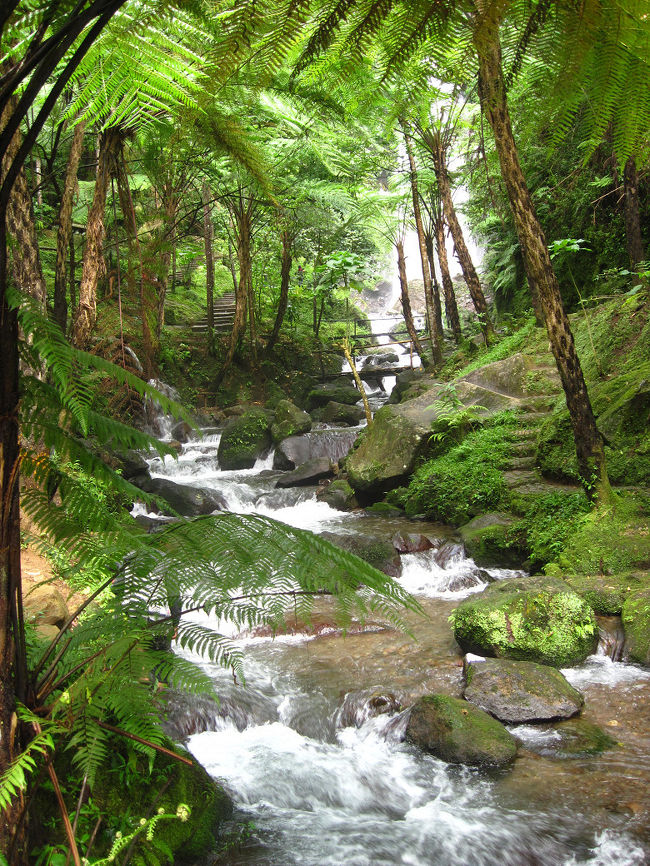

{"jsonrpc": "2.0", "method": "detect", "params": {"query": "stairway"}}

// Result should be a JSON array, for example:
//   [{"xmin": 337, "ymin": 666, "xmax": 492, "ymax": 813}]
[{"xmin": 192, "ymin": 293, "xmax": 236, "ymax": 334}]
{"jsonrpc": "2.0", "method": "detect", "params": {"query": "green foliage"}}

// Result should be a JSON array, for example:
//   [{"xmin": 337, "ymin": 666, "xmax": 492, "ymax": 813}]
[
  {"xmin": 403, "ymin": 413, "xmax": 518, "ymax": 524},
  {"xmin": 512, "ymin": 492, "xmax": 591, "ymax": 572},
  {"xmin": 426, "ymin": 384, "xmax": 486, "ymax": 451},
  {"xmin": 443, "ymin": 319, "xmax": 537, "ymax": 380}
]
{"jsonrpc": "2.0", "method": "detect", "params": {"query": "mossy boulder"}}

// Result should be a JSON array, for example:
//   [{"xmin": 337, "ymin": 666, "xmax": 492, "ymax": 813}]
[
  {"xmin": 561, "ymin": 572, "xmax": 648, "ymax": 615},
  {"xmin": 404, "ymin": 694, "xmax": 517, "ymax": 767},
  {"xmin": 94, "ymin": 744, "xmax": 232, "ymax": 862},
  {"xmin": 463, "ymin": 656, "xmax": 584, "ymax": 723},
  {"xmin": 451, "ymin": 576, "xmax": 598, "ymax": 667},
  {"xmin": 271, "ymin": 399, "xmax": 312, "ymax": 443},
  {"xmin": 317, "ymin": 479, "xmax": 358, "ymax": 511},
  {"xmin": 313, "ymin": 400, "xmax": 365, "ymax": 426},
  {"xmin": 134, "ymin": 476, "xmax": 227, "ymax": 516},
  {"xmin": 622, "ymin": 587, "xmax": 650, "ymax": 665},
  {"xmin": 307, "ymin": 382, "xmax": 361, "ymax": 409},
  {"xmin": 320, "ymin": 531, "xmax": 402, "ymax": 577},
  {"xmin": 459, "ymin": 512, "xmax": 525, "ymax": 568},
  {"xmin": 550, "ymin": 719, "xmax": 618, "ymax": 758},
  {"xmin": 217, "ymin": 408, "xmax": 272, "ymax": 470}
]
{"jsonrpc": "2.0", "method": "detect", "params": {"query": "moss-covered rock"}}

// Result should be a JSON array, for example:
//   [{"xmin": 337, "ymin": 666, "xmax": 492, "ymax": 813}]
[
  {"xmin": 463, "ymin": 656, "xmax": 584, "ymax": 723},
  {"xmin": 271, "ymin": 399, "xmax": 312, "ymax": 443},
  {"xmin": 561, "ymin": 572, "xmax": 648, "ymax": 615},
  {"xmin": 622, "ymin": 587, "xmax": 650, "ymax": 665},
  {"xmin": 307, "ymin": 382, "xmax": 361, "ymax": 409},
  {"xmin": 550, "ymin": 719, "xmax": 618, "ymax": 758},
  {"xmin": 405, "ymin": 694, "xmax": 517, "ymax": 767},
  {"xmin": 451, "ymin": 576, "xmax": 598, "ymax": 667},
  {"xmin": 459, "ymin": 512, "xmax": 525, "ymax": 568},
  {"xmin": 320, "ymin": 531, "xmax": 402, "ymax": 577},
  {"xmin": 217, "ymin": 408, "xmax": 272, "ymax": 470},
  {"xmin": 94, "ymin": 744, "xmax": 232, "ymax": 862},
  {"xmin": 312, "ymin": 400, "xmax": 365, "ymax": 426},
  {"xmin": 317, "ymin": 479, "xmax": 358, "ymax": 511}
]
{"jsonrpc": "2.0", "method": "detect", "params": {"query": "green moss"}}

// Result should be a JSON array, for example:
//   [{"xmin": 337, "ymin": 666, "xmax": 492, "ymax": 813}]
[
  {"xmin": 451, "ymin": 578, "xmax": 598, "ymax": 667},
  {"xmin": 562, "ymin": 572, "xmax": 648, "ymax": 615},
  {"xmin": 621, "ymin": 587, "xmax": 650, "ymax": 665},
  {"xmin": 217, "ymin": 408, "xmax": 272, "ymax": 470}
]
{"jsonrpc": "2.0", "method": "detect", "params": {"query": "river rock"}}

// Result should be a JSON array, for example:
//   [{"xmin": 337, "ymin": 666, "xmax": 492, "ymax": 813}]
[
  {"xmin": 621, "ymin": 587, "xmax": 650, "ymax": 665},
  {"xmin": 459, "ymin": 513, "xmax": 523, "ymax": 568},
  {"xmin": 320, "ymin": 531, "xmax": 402, "ymax": 577},
  {"xmin": 463, "ymin": 656, "xmax": 584, "ymax": 723},
  {"xmin": 171, "ymin": 419, "xmax": 193, "ymax": 443},
  {"xmin": 392, "ymin": 532, "xmax": 436, "ymax": 554},
  {"xmin": 24, "ymin": 585, "xmax": 69, "ymax": 627},
  {"xmin": 362, "ymin": 351, "xmax": 399, "ymax": 368},
  {"xmin": 275, "ymin": 457, "xmax": 333, "ymax": 488},
  {"xmin": 313, "ymin": 401, "xmax": 365, "ymax": 426},
  {"xmin": 387, "ymin": 368, "xmax": 426, "ymax": 404},
  {"xmin": 335, "ymin": 688, "xmax": 401, "ymax": 729},
  {"xmin": 218, "ymin": 408, "xmax": 272, "ymax": 470},
  {"xmin": 273, "ymin": 429, "xmax": 358, "ymax": 470},
  {"xmin": 134, "ymin": 476, "xmax": 227, "ymax": 516},
  {"xmin": 434, "ymin": 541, "xmax": 465, "ymax": 568},
  {"xmin": 451, "ymin": 576, "xmax": 599, "ymax": 667},
  {"xmin": 405, "ymin": 694, "xmax": 517, "ymax": 767},
  {"xmin": 562, "ymin": 572, "xmax": 647, "ymax": 615},
  {"xmin": 317, "ymin": 479, "xmax": 358, "ymax": 511},
  {"xmin": 271, "ymin": 399, "xmax": 312, "ymax": 443},
  {"xmin": 307, "ymin": 382, "xmax": 361, "ymax": 409}
]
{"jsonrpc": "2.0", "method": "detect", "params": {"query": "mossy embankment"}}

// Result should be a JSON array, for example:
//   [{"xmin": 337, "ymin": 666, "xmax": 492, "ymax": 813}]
[{"xmin": 343, "ymin": 294, "xmax": 650, "ymax": 578}]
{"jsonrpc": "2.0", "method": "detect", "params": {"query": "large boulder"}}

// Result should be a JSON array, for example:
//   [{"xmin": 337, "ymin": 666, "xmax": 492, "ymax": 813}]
[
  {"xmin": 622, "ymin": 587, "xmax": 650, "ymax": 665},
  {"xmin": 275, "ymin": 457, "xmax": 333, "ymax": 488},
  {"xmin": 316, "ymin": 479, "xmax": 358, "ymax": 511},
  {"xmin": 217, "ymin": 408, "xmax": 272, "ymax": 470},
  {"xmin": 461, "ymin": 353, "xmax": 560, "ymax": 399},
  {"xmin": 24, "ymin": 585, "xmax": 69, "ymax": 628},
  {"xmin": 273, "ymin": 429, "xmax": 358, "ymax": 470},
  {"xmin": 320, "ymin": 531, "xmax": 402, "ymax": 577},
  {"xmin": 463, "ymin": 656, "xmax": 584, "ymax": 723},
  {"xmin": 451, "ymin": 576, "xmax": 598, "ymax": 667},
  {"xmin": 392, "ymin": 532, "xmax": 436, "ymax": 554},
  {"xmin": 404, "ymin": 694, "xmax": 517, "ymax": 767},
  {"xmin": 561, "ymin": 572, "xmax": 647, "ymax": 615},
  {"xmin": 387, "ymin": 368, "xmax": 426, "ymax": 405},
  {"xmin": 307, "ymin": 382, "xmax": 361, "ymax": 409},
  {"xmin": 313, "ymin": 401, "xmax": 365, "ymax": 426},
  {"xmin": 271, "ymin": 399, "xmax": 312, "ymax": 443},
  {"xmin": 459, "ymin": 513, "xmax": 524, "ymax": 568},
  {"xmin": 135, "ymin": 476, "xmax": 227, "ymax": 516}
]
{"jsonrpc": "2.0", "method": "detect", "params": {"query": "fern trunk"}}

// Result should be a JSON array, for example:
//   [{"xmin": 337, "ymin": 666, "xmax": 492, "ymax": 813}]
[
  {"xmin": 434, "ymin": 214, "xmax": 462, "ymax": 343},
  {"xmin": 424, "ymin": 230, "xmax": 444, "ymax": 336},
  {"xmin": 266, "ymin": 226, "xmax": 293, "ymax": 353},
  {"xmin": 2, "ymin": 97, "xmax": 47, "ymax": 309},
  {"xmin": 622, "ymin": 155, "xmax": 645, "ymax": 269},
  {"xmin": 432, "ymin": 141, "xmax": 495, "ymax": 344},
  {"xmin": 402, "ymin": 124, "xmax": 442, "ymax": 366},
  {"xmin": 53, "ymin": 120, "xmax": 85, "ymax": 334},
  {"xmin": 475, "ymin": 14, "xmax": 610, "ymax": 504},
  {"xmin": 396, "ymin": 239, "xmax": 426, "ymax": 363},
  {"xmin": 218, "ymin": 204, "xmax": 251, "ymax": 383},
  {"xmin": 202, "ymin": 181, "xmax": 215, "ymax": 346},
  {"xmin": 73, "ymin": 128, "xmax": 119, "ymax": 348}
]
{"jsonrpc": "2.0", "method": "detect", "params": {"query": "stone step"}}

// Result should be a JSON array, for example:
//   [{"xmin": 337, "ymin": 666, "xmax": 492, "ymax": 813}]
[
  {"xmin": 503, "ymin": 469, "xmax": 579, "ymax": 496},
  {"xmin": 510, "ymin": 441, "xmax": 537, "ymax": 457},
  {"xmin": 514, "ymin": 412, "xmax": 550, "ymax": 426},
  {"xmin": 505, "ymin": 455, "xmax": 537, "ymax": 471}
]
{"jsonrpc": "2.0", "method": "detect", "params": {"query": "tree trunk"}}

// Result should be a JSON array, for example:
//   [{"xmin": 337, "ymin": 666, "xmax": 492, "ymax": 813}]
[
  {"xmin": 474, "ymin": 13, "xmax": 610, "ymax": 502},
  {"xmin": 424, "ymin": 229, "xmax": 444, "ymax": 336},
  {"xmin": 217, "ymin": 207, "xmax": 250, "ymax": 383},
  {"xmin": 72, "ymin": 127, "xmax": 119, "ymax": 348},
  {"xmin": 402, "ymin": 124, "xmax": 442, "ymax": 366},
  {"xmin": 395, "ymin": 239, "xmax": 426, "ymax": 362},
  {"xmin": 266, "ymin": 226, "xmax": 292, "ymax": 353},
  {"xmin": 622, "ymin": 155, "xmax": 645, "ymax": 269},
  {"xmin": 433, "ymin": 143, "xmax": 495, "ymax": 343},
  {"xmin": 156, "ymin": 181, "xmax": 178, "ymax": 339},
  {"xmin": 114, "ymin": 141, "xmax": 154, "ymax": 373},
  {"xmin": 434, "ymin": 214, "xmax": 462, "ymax": 342},
  {"xmin": 53, "ymin": 120, "xmax": 85, "ymax": 333},
  {"xmin": 2, "ymin": 98, "xmax": 47, "ymax": 308},
  {"xmin": 247, "ymin": 265, "xmax": 258, "ymax": 366},
  {"xmin": 202, "ymin": 181, "xmax": 214, "ymax": 345}
]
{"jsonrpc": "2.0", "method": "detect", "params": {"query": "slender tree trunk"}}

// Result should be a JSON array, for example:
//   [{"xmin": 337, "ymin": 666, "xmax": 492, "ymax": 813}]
[
  {"xmin": 342, "ymin": 339, "xmax": 372, "ymax": 426},
  {"xmin": 622, "ymin": 155, "xmax": 645, "ymax": 269},
  {"xmin": 424, "ymin": 229, "xmax": 444, "ymax": 336},
  {"xmin": 395, "ymin": 239, "xmax": 426, "ymax": 362},
  {"xmin": 434, "ymin": 214, "xmax": 462, "ymax": 342},
  {"xmin": 53, "ymin": 120, "xmax": 85, "ymax": 333},
  {"xmin": 2, "ymin": 98, "xmax": 46, "ymax": 308},
  {"xmin": 474, "ymin": 14, "xmax": 610, "ymax": 502},
  {"xmin": 433, "ymin": 144, "xmax": 495, "ymax": 343},
  {"xmin": 247, "ymin": 265, "xmax": 258, "ymax": 366},
  {"xmin": 402, "ymin": 124, "xmax": 442, "ymax": 366},
  {"xmin": 202, "ymin": 181, "xmax": 214, "ymax": 345},
  {"xmin": 72, "ymin": 127, "xmax": 119, "ymax": 348},
  {"xmin": 217, "ymin": 206, "xmax": 250, "ymax": 383},
  {"xmin": 114, "ymin": 141, "xmax": 154, "ymax": 373},
  {"xmin": 69, "ymin": 232, "xmax": 76, "ymax": 313},
  {"xmin": 227, "ymin": 239, "xmax": 238, "ymax": 293},
  {"xmin": 267, "ymin": 226, "xmax": 293, "ymax": 353},
  {"xmin": 156, "ymin": 181, "xmax": 178, "ymax": 339}
]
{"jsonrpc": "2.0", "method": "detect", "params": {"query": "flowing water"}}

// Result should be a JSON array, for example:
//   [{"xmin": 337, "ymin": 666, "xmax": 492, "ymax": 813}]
[{"xmin": 136, "ymin": 421, "xmax": 650, "ymax": 866}]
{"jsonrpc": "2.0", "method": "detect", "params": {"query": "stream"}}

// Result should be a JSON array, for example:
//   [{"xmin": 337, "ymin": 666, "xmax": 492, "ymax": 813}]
[{"xmin": 138, "ymin": 309, "xmax": 649, "ymax": 865}]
